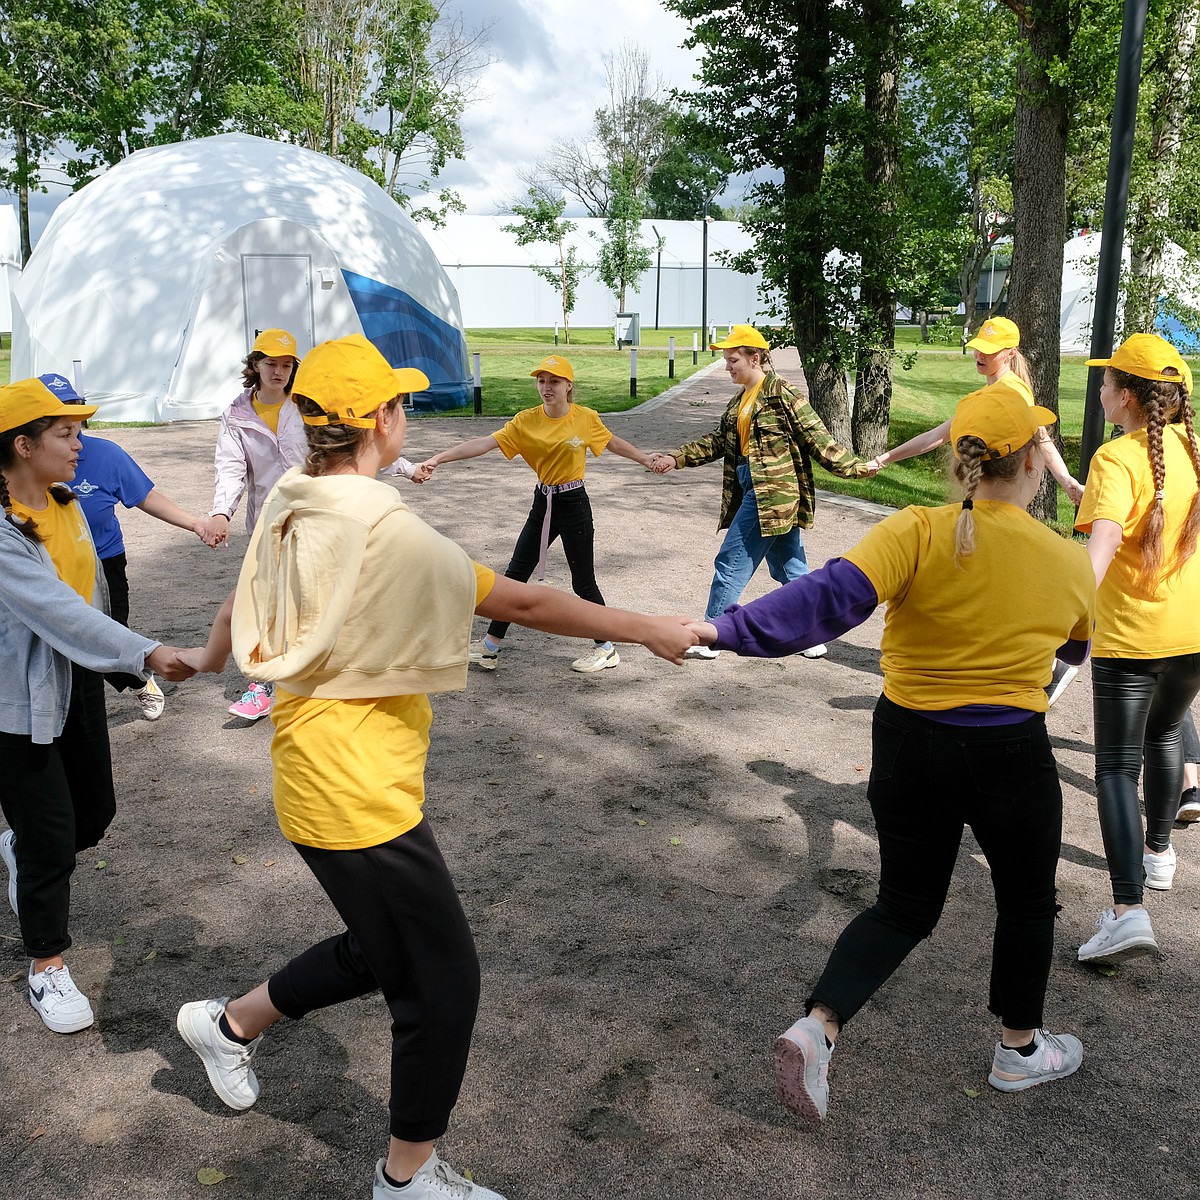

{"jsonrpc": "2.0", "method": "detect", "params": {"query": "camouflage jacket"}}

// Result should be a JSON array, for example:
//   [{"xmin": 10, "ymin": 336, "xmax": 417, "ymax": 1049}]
[{"xmin": 672, "ymin": 372, "xmax": 871, "ymax": 536}]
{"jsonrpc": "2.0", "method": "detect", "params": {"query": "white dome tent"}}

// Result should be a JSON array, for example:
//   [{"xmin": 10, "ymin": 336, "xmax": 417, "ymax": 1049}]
[
  {"xmin": 12, "ymin": 133, "xmax": 470, "ymax": 420},
  {"xmin": 0, "ymin": 203, "xmax": 20, "ymax": 336}
]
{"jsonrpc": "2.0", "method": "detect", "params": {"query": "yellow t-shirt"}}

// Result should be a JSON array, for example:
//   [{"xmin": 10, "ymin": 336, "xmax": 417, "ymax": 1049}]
[
  {"xmin": 736, "ymin": 380, "xmax": 764, "ymax": 455},
  {"xmin": 1076, "ymin": 425, "xmax": 1200, "ymax": 657},
  {"xmin": 269, "ymin": 562, "xmax": 496, "ymax": 850},
  {"xmin": 10, "ymin": 491, "xmax": 96, "ymax": 602},
  {"xmin": 252, "ymin": 395, "xmax": 286, "ymax": 435},
  {"xmin": 492, "ymin": 403, "xmax": 612, "ymax": 485},
  {"xmin": 844, "ymin": 502, "xmax": 1094, "ymax": 712}
]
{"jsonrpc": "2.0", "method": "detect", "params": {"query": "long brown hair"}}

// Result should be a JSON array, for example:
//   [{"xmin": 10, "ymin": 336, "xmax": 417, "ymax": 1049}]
[
  {"xmin": 242, "ymin": 351, "xmax": 298, "ymax": 394},
  {"xmin": 0, "ymin": 417, "xmax": 75, "ymax": 543},
  {"xmin": 292, "ymin": 393, "xmax": 401, "ymax": 476}
]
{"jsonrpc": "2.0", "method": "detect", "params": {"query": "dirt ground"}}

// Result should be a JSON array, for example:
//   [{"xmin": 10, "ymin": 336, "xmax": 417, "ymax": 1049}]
[{"xmin": 2, "ymin": 352, "xmax": 1198, "ymax": 1200}]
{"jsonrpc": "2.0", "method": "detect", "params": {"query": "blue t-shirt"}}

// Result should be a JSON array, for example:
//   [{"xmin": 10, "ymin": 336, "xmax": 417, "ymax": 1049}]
[{"xmin": 69, "ymin": 434, "xmax": 154, "ymax": 560}]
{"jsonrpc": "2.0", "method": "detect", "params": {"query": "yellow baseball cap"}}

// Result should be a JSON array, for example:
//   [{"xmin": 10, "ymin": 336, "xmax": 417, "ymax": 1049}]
[
  {"xmin": 293, "ymin": 335, "xmax": 430, "ymax": 429},
  {"xmin": 1086, "ymin": 333, "xmax": 1189, "ymax": 387},
  {"xmin": 252, "ymin": 328, "xmax": 301, "ymax": 359},
  {"xmin": 0, "ymin": 378, "xmax": 97, "ymax": 435},
  {"xmin": 529, "ymin": 355, "xmax": 574, "ymax": 382},
  {"xmin": 965, "ymin": 317, "xmax": 1020, "ymax": 354},
  {"xmin": 710, "ymin": 324, "xmax": 770, "ymax": 352},
  {"xmin": 949, "ymin": 377, "xmax": 1056, "ymax": 460}
]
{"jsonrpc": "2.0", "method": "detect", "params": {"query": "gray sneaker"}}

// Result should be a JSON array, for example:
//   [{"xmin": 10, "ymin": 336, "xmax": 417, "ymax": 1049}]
[
  {"xmin": 177, "ymin": 998, "xmax": 262, "ymax": 1110},
  {"xmin": 773, "ymin": 1014, "xmax": 832, "ymax": 1123},
  {"xmin": 1, "ymin": 828, "xmax": 16, "ymax": 916},
  {"xmin": 988, "ymin": 1029, "xmax": 1083, "ymax": 1092},
  {"xmin": 1077, "ymin": 906, "xmax": 1159, "ymax": 963},
  {"xmin": 373, "ymin": 1151, "xmax": 507, "ymax": 1199}
]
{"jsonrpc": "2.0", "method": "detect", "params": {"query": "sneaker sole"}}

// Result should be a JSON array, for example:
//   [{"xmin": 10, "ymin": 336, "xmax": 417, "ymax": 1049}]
[
  {"xmin": 1077, "ymin": 934, "xmax": 1160, "ymax": 964},
  {"xmin": 772, "ymin": 1029, "xmax": 826, "ymax": 1124},
  {"xmin": 227, "ymin": 705, "xmax": 271, "ymax": 720},
  {"xmin": 176, "ymin": 1003, "xmax": 258, "ymax": 1111},
  {"xmin": 468, "ymin": 658, "xmax": 498, "ymax": 671},
  {"xmin": 30, "ymin": 992, "xmax": 94, "ymax": 1034},
  {"xmin": 1176, "ymin": 806, "xmax": 1200, "ymax": 823},
  {"xmin": 1143, "ymin": 875, "xmax": 1174, "ymax": 891},
  {"xmin": 987, "ymin": 1057, "xmax": 1082, "ymax": 1092}
]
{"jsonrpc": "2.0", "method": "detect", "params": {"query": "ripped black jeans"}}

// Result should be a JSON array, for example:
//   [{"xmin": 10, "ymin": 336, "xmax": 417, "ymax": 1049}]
[{"xmin": 1092, "ymin": 654, "xmax": 1200, "ymax": 906}]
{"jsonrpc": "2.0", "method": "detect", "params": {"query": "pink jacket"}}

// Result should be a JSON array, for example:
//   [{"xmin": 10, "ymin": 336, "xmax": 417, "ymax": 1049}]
[{"xmin": 210, "ymin": 390, "xmax": 416, "ymax": 532}]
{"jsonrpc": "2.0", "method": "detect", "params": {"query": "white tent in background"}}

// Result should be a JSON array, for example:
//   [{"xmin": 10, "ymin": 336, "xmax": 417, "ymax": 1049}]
[
  {"xmin": 420, "ymin": 215, "xmax": 771, "ymax": 330},
  {"xmin": 1059, "ymin": 230, "xmax": 1200, "ymax": 353},
  {"xmin": 12, "ymin": 133, "xmax": 470, "ymax": 420},
  {"xmin": 0, "ymin": 204, "xmax": 21, "ymax": 336}
]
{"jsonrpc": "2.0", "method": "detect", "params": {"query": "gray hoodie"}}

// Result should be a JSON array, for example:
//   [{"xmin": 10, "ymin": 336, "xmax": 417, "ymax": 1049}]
[{"xmin": 0, "ymin": 509, "xmax": 158, "ymax": 743}]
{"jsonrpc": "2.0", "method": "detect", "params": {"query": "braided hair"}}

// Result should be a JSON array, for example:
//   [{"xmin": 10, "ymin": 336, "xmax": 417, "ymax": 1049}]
[
  {"xmin": 1111, "ymin": 367, "xmax": 1200, "ymax": 592},
  {"xmin": 0, "ymin": 416, "xmax": 75, "ymax": 543},
  {"xmin": 952, "ymin": 435, "xmax": 1030, "ymax": 568}
]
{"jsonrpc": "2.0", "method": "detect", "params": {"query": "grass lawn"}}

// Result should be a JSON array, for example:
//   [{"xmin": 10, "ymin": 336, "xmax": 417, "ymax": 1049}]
[{"xmin": 464, "ymin": 326, "xmax": 712, "ymax": 416}]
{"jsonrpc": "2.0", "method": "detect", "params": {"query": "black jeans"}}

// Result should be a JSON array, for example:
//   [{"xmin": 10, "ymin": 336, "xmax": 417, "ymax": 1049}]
[
  {"xmin": 486, "ymin": 485, "xmax": 605, "ymax": 641},
  {"xmin": 266, "ymin": 819, "xmax": 481, "ymax": 1143},
  {"xmin": 809, "ymin": 696, "xmax": 1063, "ymax": 1032},
  {"xmin": 101, "ymin": 553, "xmax": 145, "ymax": 692},
  {"xmin": 0, "ymin": 667, "xmax": 116, "ymax": 958},
  {"xmin": 1092, "ymin": 654, "xmax": 1200, "ymax": 904}
]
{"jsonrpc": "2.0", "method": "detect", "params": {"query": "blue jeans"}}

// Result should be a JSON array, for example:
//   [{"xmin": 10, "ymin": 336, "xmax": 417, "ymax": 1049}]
[{"xmin": 704, "ymin": 461, "xmax": 809, "ymax": 620}]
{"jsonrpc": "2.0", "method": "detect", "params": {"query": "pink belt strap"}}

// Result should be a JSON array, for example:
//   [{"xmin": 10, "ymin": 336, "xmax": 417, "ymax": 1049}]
[{"xmin": 536, "ymin": 479, "xmax": 585, "ymax": 581}]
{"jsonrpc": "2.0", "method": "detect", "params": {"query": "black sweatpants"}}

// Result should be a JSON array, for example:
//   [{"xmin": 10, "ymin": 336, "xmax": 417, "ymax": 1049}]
[
  {"xmin": 266, "ymin": 818, "xmax": 481, "ymax": 1143},
  {"xmin": 101, "ymin": 553, "xmax": 145, "ymax": 692},
  {"xmin": 0, "ymin": 666, "xmax": 116, "ymax": 958}
]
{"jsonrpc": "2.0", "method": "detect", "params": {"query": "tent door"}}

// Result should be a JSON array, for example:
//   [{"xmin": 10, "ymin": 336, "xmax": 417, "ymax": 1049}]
[{"xmin": 241, "ymin": 255, "xmax": 314, "ymax": 351}]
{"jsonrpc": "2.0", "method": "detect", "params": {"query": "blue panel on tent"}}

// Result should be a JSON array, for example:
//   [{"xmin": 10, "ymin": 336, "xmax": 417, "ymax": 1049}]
[{"xmin": 342, "ymin": 270, "xmax": 469, "ymax": 410}]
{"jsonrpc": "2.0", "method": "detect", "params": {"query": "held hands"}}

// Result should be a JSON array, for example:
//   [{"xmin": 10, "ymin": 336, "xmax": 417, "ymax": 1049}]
[
  {"xmin": 642, "ymin": 615, "xmax": 701, "ymax": 664},
  {"xmin": 175, "ymin": 645, "xmax": 230, "ymax": 675},
  {"xmin": 864, "ymin": 457, "xmax": 885, "ymax": 475},
  {"xmin": 199, "ymin": 515, "xmax": 230, "ymax": 548},
  {"xmin": 1064, "ymin": 477, "xmax": 1085, "ymax": 504},
  {"xmin": 686, "ymin": 620, "xmax": 719, "ymax": 647},
  {"xmin": 147, "ymin": 645, "xmax": 199, "ymax": 682},
  {"xmin": 410, "ymin": 461, "xmax": 435, "ymax": 484},
  {"xmin": 648, "ymin": 453, "xmax": 675, "ymax": 474}
]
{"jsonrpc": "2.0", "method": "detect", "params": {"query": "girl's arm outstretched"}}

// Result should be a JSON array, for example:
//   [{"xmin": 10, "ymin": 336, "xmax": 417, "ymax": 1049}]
[
  {"xmin": 177, "ymin": 589, "xmax": 235, "ymax": 674},
  {"xmin": 420, "ymin": 435, "xmax": 501, "ymax": 477},
  {"xmin": 605, "ymin": 434, "xmax": 656, "ymax": 469}
]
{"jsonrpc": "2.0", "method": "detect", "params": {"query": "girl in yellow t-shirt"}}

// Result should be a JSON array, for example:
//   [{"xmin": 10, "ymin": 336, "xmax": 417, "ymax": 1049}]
[
  {"xmin": 420, "ymin": 355, "xmax": 658, "ymax": 675},
  {"xmin": 1074, "ymin": 333, "xmax": 1200, "ymax": 965},
  {"xmin": 687, "ymin": 386, "xmax": 1094, "ymax": 1124},
  {"xmin": 869, "ymin": 316, "xmax": 1084, "ymax": 502},
  {"xmin": 174, "ymin": 335, "xmax": 696, "ymax": 1200}
]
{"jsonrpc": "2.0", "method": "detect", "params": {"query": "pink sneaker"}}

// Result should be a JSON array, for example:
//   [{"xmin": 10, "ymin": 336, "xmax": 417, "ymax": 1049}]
[{"xmin": 228, "ymin": 683, "xmax": 272, "ymax": 721}]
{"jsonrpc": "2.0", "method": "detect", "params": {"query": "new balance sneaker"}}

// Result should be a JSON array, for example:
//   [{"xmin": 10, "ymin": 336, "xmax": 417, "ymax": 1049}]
[
  {"xmin": 228, "ymin": 682, "xmax": 272, "ymax": 720},
  {"xmin": 1046, "ymin": 662, "xmax": 1080, "ymax": 707},
  {"xmin": 684, "ymin": 644, "xmax": 720, "ymax": 660},
  {"xmin": 773, "ymin": 1014, "xmax": 832, "ymax": 1123},
  {"xmin": 28, "ymin": 963, "xmax": 94, "ymax": 1033},
  {"xmin": 1, "ymin": 828, "xmax": 16, "ymax": 916},
  {"xmin": 468, "ymin": 639, "xmax": 499, "ymax": 671},
  {"xmin": 1177, "ymin": 788, "xmax": 1200, "ymax": 823},
  {"xmin": 571, "ymin": 644, "xmax": 620, "ymax": 673},
  {"xmin": 373, "ymin": 1151, "xmax": 507, "ymax": 1200},
  {"xmin": 987, "ymin": 1029, "xmax": 1083, "ymax": 1092},
  {"xmin": 1077, "ymin": 906, "xmax": 1159, "ymax": 963},
  {"xmin": 137, "ymin": 675, "xmax": 165, "ymax": 721},
  {"xmin": 176, "ymin": 998, "xmax": 262, "ymax": 1110},
  {"xmin": 800, "ymin": 643, "xmax": 828, "ymax": 659},
  {"xmin": 1143, "ymin": 844, "xmax": 1177, "ymax": 891}
]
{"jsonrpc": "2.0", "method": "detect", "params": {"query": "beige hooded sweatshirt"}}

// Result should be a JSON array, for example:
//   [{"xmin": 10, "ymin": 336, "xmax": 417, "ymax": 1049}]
[{"xmin": 231, "ymin": 469, "xmax": 477, "ymax": 698}]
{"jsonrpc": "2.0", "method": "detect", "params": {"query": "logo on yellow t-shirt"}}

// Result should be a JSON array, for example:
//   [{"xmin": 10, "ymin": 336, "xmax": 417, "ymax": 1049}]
[{"xmin": 566, "ymin": 435, "xmax": 583, "ymax": 448}]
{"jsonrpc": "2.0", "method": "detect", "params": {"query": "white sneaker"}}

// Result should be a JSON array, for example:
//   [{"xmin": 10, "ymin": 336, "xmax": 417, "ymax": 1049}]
[
  {"xmin": 773, "ymin": 1014, "xmax": 832, "ymax": 1123},
  {"xmin": 1077, "ymin": 907, "xmax": 1159, "ymax": 963},
  {"xmin": 1143, "ymin": 845, "xmax": 1177, "ymax": 890},
  {"xmin": 571, "ymin": 644, "xmax": 620, "ymax": 673},
  {"xmin": 29, "ymin": 963, "xmax": 94, "ymax": 1033},
  {"xmin": 176, "ymin": 998, "xmax": 262, "ymax": 1110},
  {"xmin": 684, "ymin": 644, "xmax": 720, "ymax": 660},
  {"xmin": 987, "ymin": 1029, "xmax": 1083, "ymax": 1092},
  {"xmin": 800, "ymin": 643, "xmax": 828, "ymax": 659},
  {"xmin": 1, "ymin": 828, "xmax": 16, "ymax": 916},
  {"xmin": 373, "ymin": 1151, "xmax": 507, "ymax": 1199},
  {"xmin": 137, "ymin": 674, "xmax": 165, "ymax": 721},
  {"xmin": 468, "ymin": 639, "xmax": 499, "ymax": 671},
  {"xmin": 1046, "ymin": 662, "xmax": 1079, "ymax": 706}
]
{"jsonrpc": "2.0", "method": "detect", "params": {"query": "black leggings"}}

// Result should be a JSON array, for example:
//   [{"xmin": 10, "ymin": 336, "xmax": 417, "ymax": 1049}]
[
  {"xmin": 101, "ymin": 553, "xmax": 145, "ymax": 692},
  {"xmin": 1092, "ymin": 654, "xmax": 1200, "ymax": 905},
  {"xmin": 0, "ymin": 667, "xmax": 115, "ymax": 958},
  {"xmin": 809, "ymin": 697, "xmax": 1063, "ymax": 1032},
  {"xmin": 486, "ymin": 485, "xmax": 605, "ymax": 642},
  {"xmin": 266, "ymin": 819, "xmax": 481, "ymax": 1143}
]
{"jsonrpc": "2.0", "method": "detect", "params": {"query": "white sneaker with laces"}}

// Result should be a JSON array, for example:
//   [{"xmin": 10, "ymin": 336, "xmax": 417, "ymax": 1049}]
[
  {"xmin": 29, "ymin": 963, "xmax": 95, "ymax": 1033},
  {"xmin": 1, "ymin": 828, "xmax": 17, "ymax": 916},
  {"xmin": 571, "ymin": 644, "xmax": 620, "ymax": 673},
  {"xmin": 176, "ymin": 998, "xmax": 262, "ymax": 1110},
  {"xmin": 137, "ymin": 675, "xmax": 165, "ymax": 721},
  {"xmin": 373, "ymin": 1151, "xmax": 507, "ymax": 1199},
  {"xmin": 1077, "ymin": 906, "xmax": 1159, "ymax": 963},
  {"xmin": 1143, "ymin": 844, "xmax": 1176, "ymax": 890}
]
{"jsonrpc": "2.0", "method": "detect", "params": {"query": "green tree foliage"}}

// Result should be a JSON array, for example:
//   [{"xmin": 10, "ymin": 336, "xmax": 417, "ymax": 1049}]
[
  {"xmin": 503, "ymin": 188, "xmax": 589, "ymax": 341},
  {"xmin": 595, "ymin": 168, "xmax": 652, "ymax": 312},
  {"xmin": 644, "ymin": 110, "xmax": 732, "ymax": 220}
]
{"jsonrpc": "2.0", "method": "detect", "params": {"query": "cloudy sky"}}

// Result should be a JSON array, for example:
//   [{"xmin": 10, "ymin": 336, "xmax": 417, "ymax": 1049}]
[{"xmin": 2, "ymin": 0, "xmax": 710, "ymax": 247}]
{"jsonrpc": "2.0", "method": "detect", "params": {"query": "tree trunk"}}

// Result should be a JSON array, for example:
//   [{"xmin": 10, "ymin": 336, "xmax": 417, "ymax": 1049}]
[
  {"xmin": 1007, "ymin": 1, "xmax": 1072, "ymax": 523},
  {"xmin": 851, "ymin": 0, "xmax": 901, "ymax": 459},
  {"xmin": 1124, "ymin": 0, "xmax": 1199, "ymax": 334}
]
